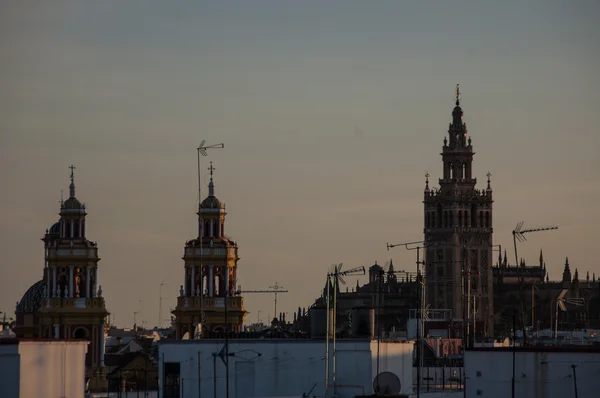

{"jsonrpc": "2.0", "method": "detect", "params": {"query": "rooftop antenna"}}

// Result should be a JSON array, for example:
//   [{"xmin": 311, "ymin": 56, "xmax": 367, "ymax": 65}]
[
  {"xmin": 512, "ymin": 222, "xmax": 558, "ymax": 345},
  {"xmin": 386, "ymin": 239, "xmax": 431, "ymax": 398},
  {"xmin": 196, "ymin": 140, "xmax": 224, "ymax": 338},
  {"xmin": 235, "ymin": 283, "xmax": 289, "ymax": 322},
  {"xmin": 325, "ymin": 264, "xmax": 365, "ymax": 396},
  {"xmin": 158, "ymin": 281, "xmax": 168, "ymax": 328}
]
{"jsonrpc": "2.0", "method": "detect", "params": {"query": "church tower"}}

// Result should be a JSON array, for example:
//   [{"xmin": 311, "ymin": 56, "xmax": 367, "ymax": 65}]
[
  {"xmin": 173, "ymin": 162, "xmax": 246, "ymax": 338},
  {"xmin": 15, "ymin": 166, "xmax": 109, "ymax": 389},
  {"xmin": 423, "ymin": 86, "xmax": 494, "ymax": 338}
]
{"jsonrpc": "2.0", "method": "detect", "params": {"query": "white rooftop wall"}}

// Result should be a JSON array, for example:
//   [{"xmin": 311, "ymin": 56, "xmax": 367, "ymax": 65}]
[
  {"xmin": 465, "ymin": 349, "xmax": 600, "ymax": 398},
  {"xmin": 0, "ymin": 340, "xmax": 88, "ymax": 398},
  {"xmin": 159, "ymin": 339, "xmax": 414, "ymax": 398}
]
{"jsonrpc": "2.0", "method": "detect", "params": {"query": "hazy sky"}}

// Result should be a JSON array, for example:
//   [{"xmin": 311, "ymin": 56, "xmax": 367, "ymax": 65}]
[{"xmin": 1, "ymin": 1, "xmax": 599, "ymax": 328}]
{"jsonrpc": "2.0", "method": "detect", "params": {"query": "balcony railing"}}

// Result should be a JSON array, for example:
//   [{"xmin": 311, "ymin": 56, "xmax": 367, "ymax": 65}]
[
  {"xmin": 41, "ymin": 297, "xmax": 106, "ymax": 311},
  {"xmin": 176, "ymin": 296, "xmax": 244, "ymax": 310}
]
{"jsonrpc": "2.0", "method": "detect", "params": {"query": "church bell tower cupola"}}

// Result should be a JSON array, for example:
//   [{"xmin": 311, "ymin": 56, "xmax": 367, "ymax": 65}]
[
  {"xmin": 15, "ymin": 165, "xmax": 110, "ymax": 381},
  {"xmin": 174, "ymin": 161, "xmax": 246, "ymax": 338}
]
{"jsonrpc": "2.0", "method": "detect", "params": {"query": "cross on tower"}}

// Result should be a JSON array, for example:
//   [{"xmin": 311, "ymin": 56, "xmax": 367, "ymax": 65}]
[
  {"xmin": 208, "ymin": 162, "xmax": 215, "ymax": 178},
  {"xmin": 486, "ymin": 171, "xmax": 491, "ymax": 180},
  {"xmin": 69, "ymin": 165, "xmax": 76, "ymax": 179}
]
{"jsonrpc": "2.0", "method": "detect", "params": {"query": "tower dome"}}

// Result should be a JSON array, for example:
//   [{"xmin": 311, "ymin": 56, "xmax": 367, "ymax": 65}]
[{"xmin": 16, "ymin": 280, "xmax": 46, "ymax": 313}]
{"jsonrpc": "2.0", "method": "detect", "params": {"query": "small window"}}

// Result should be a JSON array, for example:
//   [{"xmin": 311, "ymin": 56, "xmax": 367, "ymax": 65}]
[{"xmin": 163, "ymin": 362, "xmax": 181, "ymax": 398}]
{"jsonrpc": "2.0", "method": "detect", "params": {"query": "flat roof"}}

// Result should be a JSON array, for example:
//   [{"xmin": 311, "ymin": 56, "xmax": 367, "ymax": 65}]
[
  {"xmin": 158, "ymin": 338, "xmax": 413, "ymax": 345},
  {"xmin": 467, "ymin": 345, "xmax": 600, "ymax": 353}
]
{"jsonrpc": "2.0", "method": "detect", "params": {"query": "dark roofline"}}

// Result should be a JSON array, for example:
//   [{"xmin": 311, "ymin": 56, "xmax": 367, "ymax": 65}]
[
  {"xmin": 0, "ymin": 338, "xmax": 89, "ymax": 345},
  {"xmin": 467, "ymin": 345, "xmax": 600, "ymax": 353}
]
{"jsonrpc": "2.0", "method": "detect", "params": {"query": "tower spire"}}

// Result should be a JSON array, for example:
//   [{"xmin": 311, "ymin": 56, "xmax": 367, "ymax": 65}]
[
  {"xmin": 69, "ymin": 165, "xmax": 76, "ymax": 198},
  {"xmin": 208, "ymin": 161, "xmax": 215, "ymax": 197}
]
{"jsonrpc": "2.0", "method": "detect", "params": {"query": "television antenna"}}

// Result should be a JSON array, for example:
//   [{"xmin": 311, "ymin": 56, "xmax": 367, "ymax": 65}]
[
  {"xmin": 554, "ymin": 289, "xmax": 585, "ymax": 344},
  {"xmin": 235, "ymin": 282, "xmax": 289, "ymax": 322},
  {"xmin": 324, "ymin": 263, "xmax": 365, "ymax": 396},
  {"xmin": 512, "ymin": 222, "xmax": 558, "ymax": 345},
  {"xmin": 195, "ymin": 140, "xmax": 224, "ymax": 337}
]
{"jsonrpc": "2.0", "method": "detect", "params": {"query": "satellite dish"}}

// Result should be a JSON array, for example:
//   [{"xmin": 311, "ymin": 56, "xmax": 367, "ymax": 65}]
[{"xmin": 373, "ymin": 371, "xmax": 401, "ymax": 395}]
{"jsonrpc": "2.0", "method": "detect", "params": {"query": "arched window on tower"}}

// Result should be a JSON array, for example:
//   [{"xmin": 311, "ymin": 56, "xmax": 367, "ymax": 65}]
[
  {"xmin": 485, "ymin": 212, "xmax": 490, "ymax": 228},
  {"xmin": 449, "ymin": 163, "xmax": 454, "ymax": 179},
  {"xmin": 81, "ymin": 221, "xmax": 85, "ymax": 238},
  {"xmin": 204, "ymin": 220, "xmax": 210, "ymax": 237},
  {"xmin": 462, "ymin": 163, "xmax": 466, "ymax": 179},
  {"xmin": 480, "ymin": 212, "xmax": 484, "ymax": 229},
  {"xmin": 213, "ymin": 220, "xmax": 219, "ymax": 238},
  {"xmin": 202, "ymin": 275, "xmax": 208, "ymax": 296},
  {"xmin": 437, "ymin": 205, "xmax": 443, "ymax": 228},
  {"xmin": 449, "ymin": 212, "xmax": 453, "ymax": 227},
  {"xmin": 458, "ymin": 211, "xmax": 463, "ymax": 228},
  {"xmin": 471, "ymin": 205, "xmax": 477, "ymax": 227},
  {"xmin": 214, "ymin": 275, "xmax": 220, "ymax": 296},
  {"xmin": 74, "ymin": 221, "xmax": 80, "ymax": 238},
  {"xmin": 221, "ymin": 222, "xmax": 225, "ymax": 237}
]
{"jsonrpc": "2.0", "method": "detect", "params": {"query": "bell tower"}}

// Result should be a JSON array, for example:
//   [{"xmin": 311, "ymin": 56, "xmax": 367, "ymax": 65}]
[
  {"xmin": 423, "ymin": 86, "xmax": 494, "ymax": 338},
  {"xmin": 173, "ymin": 162, "xmax": 246, "ymax": 338},
  {"xmin": 37, "ymin": 166, "xmax": 108, "ymax": 389}
]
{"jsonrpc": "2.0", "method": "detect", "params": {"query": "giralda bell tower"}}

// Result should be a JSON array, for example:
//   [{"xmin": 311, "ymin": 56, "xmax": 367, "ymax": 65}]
[{"xmin": 423, "ymin": 86, "xmax": 494, "ymax": 338}]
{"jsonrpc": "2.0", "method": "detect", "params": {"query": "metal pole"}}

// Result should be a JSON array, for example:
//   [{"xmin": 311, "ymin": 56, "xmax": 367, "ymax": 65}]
[
  {"xmin": 571, "ymin": 365, "xmax": 579, "ymax": 398},
  {"xmin": 417, "ymin": 247, "xmax": 421, "ymax": 398},
  {"xmin": 332, "ymin": 273, "xmax": 337, "ymax": 396},
  {"xmin": 462, "ymin": 246, "xmax": 468, "ymax": 398},
  {"xmin": 325, "ymin": 275, "xmax": 330, "ymax": 396},
  {"xmin": 225, "ymin": 295, "xmax": 230, "ymax": 398},
  {"xmin": 213, "ymin": 354, "xmax": 217, "ymax": 398},
  {"xmin": 197, "ymin": 147, "xmax": 204, "ymax": 338},
  {"xmin": 376, "ymin": 270, "xmax": 382, "ymax": 393},
  {"xmin": 555, "ymin": 301, "xmax": 559, "ymax": 344},
  {"xmin": 198, "ymin": 351, "xmax": 201, "ymax": 398},
  {"xmin": 512, "ymin": 310, "xmax": 516, "ymax": 398}
]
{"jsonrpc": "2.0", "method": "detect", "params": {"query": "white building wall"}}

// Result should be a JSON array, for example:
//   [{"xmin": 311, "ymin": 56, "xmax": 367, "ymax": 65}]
[
  {"xmin": 159, "ymin": 339, "xmax": 414, "ymax": 398},
  {"xmin": 466, "ymin": 349, "xmax": 600, "ymax": 398},
  {"xmin": 0, "ymin": 340, "xmax": 88, "ymax": 398}
]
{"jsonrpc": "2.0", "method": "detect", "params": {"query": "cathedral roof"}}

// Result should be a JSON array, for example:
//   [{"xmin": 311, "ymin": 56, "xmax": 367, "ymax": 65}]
[{"xmin": 16, "ymin": 280, "xmax": 46, "ymax": 313}]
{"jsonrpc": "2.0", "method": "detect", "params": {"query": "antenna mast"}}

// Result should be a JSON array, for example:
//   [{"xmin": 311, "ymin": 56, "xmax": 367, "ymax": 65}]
[{"xmin": 196, "ymin": 141, "xmax": 224, "ymax": 337}]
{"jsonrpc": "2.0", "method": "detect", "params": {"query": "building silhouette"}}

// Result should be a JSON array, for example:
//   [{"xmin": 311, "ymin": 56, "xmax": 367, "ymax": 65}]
[
  {"xmin": 423, "ymin": 86, "xmax": 494, "ymax": 338},
  {"xmin": 172, "ymin": 162, "xmax": 246, "ymax": 337}
]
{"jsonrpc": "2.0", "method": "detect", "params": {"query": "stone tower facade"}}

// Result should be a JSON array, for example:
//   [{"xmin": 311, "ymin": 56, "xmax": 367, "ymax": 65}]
[
  {"xmin": 423, "ymin": 87, "xmax": 494, "ymax": 338},
  {"xmin": 173, "ymin": 163, "xmax": 246, "ymax": 338},
  {"xmin": 15, "ymin": 166, "xmax": 109, "ymax": 390}
]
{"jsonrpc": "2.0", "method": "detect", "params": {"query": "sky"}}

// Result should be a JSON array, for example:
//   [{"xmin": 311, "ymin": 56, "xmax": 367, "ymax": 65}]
[{"xmin": 1, "ymin": 1, "xmax": 599, "ymax": 328}]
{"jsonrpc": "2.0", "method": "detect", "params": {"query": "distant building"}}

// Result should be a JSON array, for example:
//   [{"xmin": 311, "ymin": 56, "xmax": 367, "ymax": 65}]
[
  {"xmin": 493, "ymin": 253, "xmax": 600, "ymax": 336},
  {"xmin": 423, "ymin": 86, "xmax": 494, "ymax": 338},
  {"xmin": 0, "ymin": 339, "xmax": 88, "ymax": 398},
  {"xmin": 172, "ymin": 163, "xmax": 247, "ymax": 337},
  {"xmin": 306, "ymin": 261, "xmax": 419, "ymax": 338},
  {"xmin": 13, "ymin": 166, "xmax": 109, "ymax": 391}
]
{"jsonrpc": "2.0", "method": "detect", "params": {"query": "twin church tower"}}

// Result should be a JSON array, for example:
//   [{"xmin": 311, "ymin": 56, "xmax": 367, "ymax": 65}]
[{"xmin": 14, "ymin": 162, "xmax": 247, "ymax": 384}]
